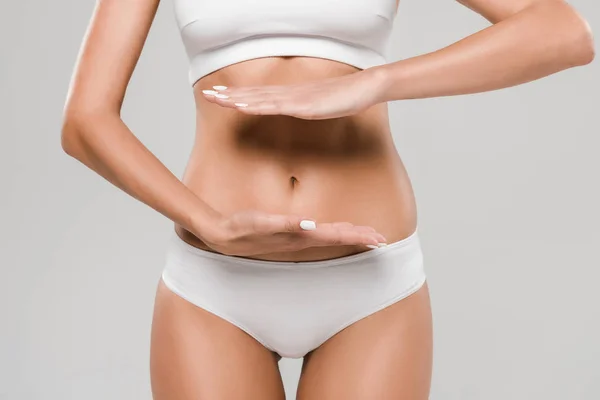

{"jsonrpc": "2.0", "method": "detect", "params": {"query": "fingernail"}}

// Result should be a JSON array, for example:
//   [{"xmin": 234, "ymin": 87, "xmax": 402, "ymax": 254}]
[
  {"xmin": 202, "ymin": 89, "xmax": 218, "ymax": 95},
  {"xmin": 300, "ymin": 220, "xmax": 316, "ymax": 230},
  {"xmin": 378, "ymin": 243, "xmax": 388, "ymax": 247},
  {"xmin": 366, "ymin": 245, "xmax": 379, "ymax": 249},
  {"xmin": 234, "ymin": 102, "xmax": 248, "ymax": 107},
  {"xmin": 213, "ymin": 85, "xmax": 228, "ymax": 90},
  {"xmin": 214, "ymin": 93, "xmax": 229, "ymax": 99}
]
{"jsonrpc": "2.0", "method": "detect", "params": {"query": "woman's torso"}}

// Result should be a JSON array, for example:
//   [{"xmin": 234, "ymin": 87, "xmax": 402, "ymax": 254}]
[{"xmin": 174, "ymin": 55, "xmax": 418, "ymax": 262}]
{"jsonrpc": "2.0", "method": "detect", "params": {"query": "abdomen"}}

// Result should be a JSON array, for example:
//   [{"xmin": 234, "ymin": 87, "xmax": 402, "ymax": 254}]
[{"xmin": 178, "ymin": 57, "xmax": 418, "ymax": 261}]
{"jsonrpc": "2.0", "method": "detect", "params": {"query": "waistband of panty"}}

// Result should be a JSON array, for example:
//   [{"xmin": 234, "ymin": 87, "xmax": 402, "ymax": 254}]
[{"xmin": 165, "ymin": 225, "xmax": 421, "ymax": 269}]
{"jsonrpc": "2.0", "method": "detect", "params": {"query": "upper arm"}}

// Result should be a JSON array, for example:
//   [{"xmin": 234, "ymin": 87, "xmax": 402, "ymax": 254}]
[
  {"xmin": 456, "ymin": 0, "xmax": 546, "ymax": 23},
  {"xmin": 456, "ymin": 0, "xmax": 594, "ymax": 58},
  {"xmin": 63, "ymin": 0, "xmax": 161, "ymax": 117}
]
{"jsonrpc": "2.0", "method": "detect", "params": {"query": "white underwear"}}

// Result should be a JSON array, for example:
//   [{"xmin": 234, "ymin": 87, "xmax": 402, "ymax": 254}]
[{"xmin": 160, "ymin": 228, "xmax": 427, "ymax": 359}]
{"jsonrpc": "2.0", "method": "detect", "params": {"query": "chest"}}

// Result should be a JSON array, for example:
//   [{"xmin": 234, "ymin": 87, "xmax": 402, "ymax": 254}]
[{"xmin": 172, "ymin": 0, "xmax": 399, "ymax": 32}]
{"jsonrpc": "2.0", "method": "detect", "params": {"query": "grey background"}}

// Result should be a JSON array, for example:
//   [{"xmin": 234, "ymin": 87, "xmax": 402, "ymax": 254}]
[{"xmin": 1, "ymin": 0, "xmax": 598, "ymax": 399}]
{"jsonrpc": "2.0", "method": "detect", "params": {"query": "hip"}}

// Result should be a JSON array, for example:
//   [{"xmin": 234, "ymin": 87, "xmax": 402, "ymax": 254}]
[{"xmin": 161, "ymin": 225, "xmax": 426, "ymax": 357}]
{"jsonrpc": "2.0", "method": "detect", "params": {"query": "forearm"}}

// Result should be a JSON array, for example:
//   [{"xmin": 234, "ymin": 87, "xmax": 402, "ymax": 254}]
[
  {"xmin": 373, "ymin": 0, "xmax": 594, "ymax": 102},
  {"xmin": 61, "ymin": 112, "xmax": 221, "ymax": 239}
]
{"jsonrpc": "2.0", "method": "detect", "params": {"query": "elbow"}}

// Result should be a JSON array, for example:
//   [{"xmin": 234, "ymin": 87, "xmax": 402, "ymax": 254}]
[
  {"xmin": 576, "ymin": 20, "xmax": 595, "ymax": 66},
  {"xmin": 60, "ymin": 107, "xmax": 104, "ymax": 158},
  {"xmin": 60, "ymin": 112, "xmax": 82, "ymax": 157},
  {"xmin": 60, "ymin": 111, "xmax": 91, "ymax": 159},
  {"xmin": 561, "ymin": 2, "xmax": 595, "ymax": 66}
]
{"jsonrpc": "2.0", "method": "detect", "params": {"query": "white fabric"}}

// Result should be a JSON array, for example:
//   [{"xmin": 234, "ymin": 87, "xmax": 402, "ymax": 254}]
[
  {"xmin": 172, "ymin": 0, "xmax": 398, "ymax": 85},
  {"xmin": 161, "ymin": 228, "xmax": 427, "ymax": 358}
]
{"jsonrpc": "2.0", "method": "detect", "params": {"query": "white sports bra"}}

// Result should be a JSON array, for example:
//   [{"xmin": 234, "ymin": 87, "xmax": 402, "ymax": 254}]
[{"xmin": 172, "ymin": 0, "xmax": 398, "ymax": 86}]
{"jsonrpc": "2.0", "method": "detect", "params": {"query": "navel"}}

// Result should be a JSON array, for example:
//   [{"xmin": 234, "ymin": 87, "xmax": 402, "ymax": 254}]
[{"xmin": 290, "ymin": 176, "xmax": 299, "ymax": 189}]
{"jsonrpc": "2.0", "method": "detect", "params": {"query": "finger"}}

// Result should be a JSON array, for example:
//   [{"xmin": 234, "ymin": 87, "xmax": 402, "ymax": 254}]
[
  {"xmin": 317, "ymin": 223, "xmax": 384, "ymax": 240},
  {"xmin": 201, "ymin": 90, "xmax": 221, "ymax": 103},
  {"xmin": 213, "ymin": 86, "xmax": 275, "ymax": 96},
  {"xmin": 217, "ymin": 84, "xmax": 298, "ymax": 97},
  {"xmin": 318, "ymin": 222, "xmax": 354, "ymax": 230},
  {"xmin": 235, "ymin": 100, "xmax": 281, "ymax": 115},
  {"xmin": 201, "ymin": 91, "xmax": 281, "ymax": 114},
  {"xmin": 373, "ymin": 232, "xmax": 388, "ymax": 244},
  {"xmin": 310, "ymin": 223, "xmax": 386, "ymax": 245},
  {"xmin": 227, "ymin": 89, "xmax": 290, "ymax": 102},
  {"xmin": 223, "ymin": 89, "xmax": 296, "ymax": 106},
  {"xmin": 201, "ymin": 92, "xmax": 242, "ymax": 109},
  {"xmin": 201, "ymin": 90, "xmax": 255, "ymax": 110},
  {"xmin": 349, "ymin": 226, "xmax": 386, "ymax": 244},
  {"xmin": 353, "ymin": 227, "xmax": 387, "ymax": 243},
  {"xmin": 303, "ymin": 227, "xmax": 380, "ymax": 247},
  {"xmin": 239, "ymin": 100, "xmax": 314, "ymax": 119},
  {"xmin": 352, "ymin": 225, "xmax": 376, "ymax": 233},
  {"xmin": 257, "ymin": 214, "xmax": 317, "ymax": 234}
]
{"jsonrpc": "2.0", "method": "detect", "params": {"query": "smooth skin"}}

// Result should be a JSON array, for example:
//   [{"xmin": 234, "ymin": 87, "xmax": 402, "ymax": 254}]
[
  {"xmin": 62, "ymin": 0, "xmax": 593, "ymax": 399},
  {"xmin": 204, "ymin": 0, "xmax": 594, "ymax": 120}
]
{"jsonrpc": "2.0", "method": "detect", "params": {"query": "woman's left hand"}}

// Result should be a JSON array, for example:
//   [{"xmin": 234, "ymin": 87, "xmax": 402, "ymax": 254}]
[{"xmin": 201, "ymin": 67, "xmax": 388, "ymax": 120}]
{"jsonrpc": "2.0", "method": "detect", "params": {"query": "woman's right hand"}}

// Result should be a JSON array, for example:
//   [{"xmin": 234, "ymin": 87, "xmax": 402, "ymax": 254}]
[{"xmin": 197, "ymin": 210, "xmax": 387, "ymax": 257}]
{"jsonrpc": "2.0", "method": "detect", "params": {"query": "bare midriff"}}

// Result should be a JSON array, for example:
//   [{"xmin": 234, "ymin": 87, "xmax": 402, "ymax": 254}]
[{"xmin": 174, "ymin": 56, "xmax": 418, "ymax": 261}]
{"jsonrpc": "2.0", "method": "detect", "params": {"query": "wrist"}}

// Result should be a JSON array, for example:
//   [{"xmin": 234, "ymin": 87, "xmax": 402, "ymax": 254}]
[
  {"xmin": 186, "ymin": 202, "xmax": 225, "ymax": 244},
  {"xmin": 363, "ymin": 63, "xmax": 394, "ymax": 104}
]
